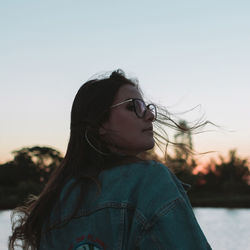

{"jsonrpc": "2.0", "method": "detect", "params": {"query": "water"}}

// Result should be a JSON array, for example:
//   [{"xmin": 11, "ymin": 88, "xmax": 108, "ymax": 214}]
[
  {"xmin": 193, "ymin": 208, "xmax": 250, "ymax": 250},
  {"xmin": 0, "ymin": 210, "xmax": 12, "ymax": 250},
  {"xmin": 1, "ymin": 208, "xmax": 249, "ymax": 249}
]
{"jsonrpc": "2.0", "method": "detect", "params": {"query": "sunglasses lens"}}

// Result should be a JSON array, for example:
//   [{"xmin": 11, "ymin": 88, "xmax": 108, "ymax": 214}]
[
  {"xmin": 148, "ymin": 104, "xmax": 157, "ymax": 120},
  {"xmin": 134, "ymin": 100, "xmax": 146, "ymax": 117}
]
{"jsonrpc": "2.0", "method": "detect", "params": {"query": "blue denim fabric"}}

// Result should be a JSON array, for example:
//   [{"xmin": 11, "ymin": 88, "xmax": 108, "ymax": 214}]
[{"xmin": 39, "ymin": 161, "xmax": 212, "ymax": 250}]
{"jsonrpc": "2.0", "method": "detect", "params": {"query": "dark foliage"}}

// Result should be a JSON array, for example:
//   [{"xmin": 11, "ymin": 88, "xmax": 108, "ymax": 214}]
[{"xmin": 0, "ymin": 146, "xmax": 62, "ymax": 209}]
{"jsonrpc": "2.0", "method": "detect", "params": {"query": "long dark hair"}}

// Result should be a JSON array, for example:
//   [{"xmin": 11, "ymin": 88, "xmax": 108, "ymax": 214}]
[{"xmin": 9, "ymin": 69, "xmax": 212, "ymax": 249}]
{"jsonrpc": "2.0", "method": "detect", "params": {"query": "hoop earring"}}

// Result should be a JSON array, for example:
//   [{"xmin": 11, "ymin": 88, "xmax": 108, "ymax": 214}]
[{"xmin": 85, "ymin": 129, "xmax": 109, "ymax": 156}]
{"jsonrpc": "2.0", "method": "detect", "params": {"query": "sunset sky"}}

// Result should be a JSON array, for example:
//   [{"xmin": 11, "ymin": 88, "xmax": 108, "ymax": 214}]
[{"xmin": 1, "ymin": 0, "xmax": 249, "ymax": 165}]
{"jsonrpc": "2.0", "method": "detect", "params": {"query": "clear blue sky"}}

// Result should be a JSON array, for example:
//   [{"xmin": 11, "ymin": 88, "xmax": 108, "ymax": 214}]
[{"xmin": 1, "ymin": 0, "xmax": 249, "ymax": 164}]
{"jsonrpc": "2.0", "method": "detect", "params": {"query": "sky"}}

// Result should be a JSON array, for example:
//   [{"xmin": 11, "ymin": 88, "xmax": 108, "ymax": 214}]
[{"xmin": 0, "ymin": 0, "xmax": 250, "ymax": 165}]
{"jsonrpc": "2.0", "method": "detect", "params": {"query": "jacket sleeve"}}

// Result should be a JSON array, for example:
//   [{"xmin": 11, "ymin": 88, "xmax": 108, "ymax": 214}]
[{"xmin": 137, "ymin": 197, "xmax": 212, "ymax": 250}]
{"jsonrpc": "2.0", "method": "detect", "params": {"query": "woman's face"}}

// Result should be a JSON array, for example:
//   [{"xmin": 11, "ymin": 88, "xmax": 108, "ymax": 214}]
[{"xmin": 100, "ymin": 84, "xmax": 155, "ymax": 155}]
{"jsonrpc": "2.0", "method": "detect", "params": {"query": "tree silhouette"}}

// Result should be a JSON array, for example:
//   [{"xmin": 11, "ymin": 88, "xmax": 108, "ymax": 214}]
[
  {"xmin": 215, "ymin": 149, "xmax": 250, "ymax": 193},
  {"xmin": 11, "ymin": 146, "xmax": 63, "ymax": 183},
  {"xmin": 0, "ymin": 146, "xmax": 63, "ymax": 209},
  {"xmin": 194, "ymin": 149, "xmax": 250, "ymax": 193}
]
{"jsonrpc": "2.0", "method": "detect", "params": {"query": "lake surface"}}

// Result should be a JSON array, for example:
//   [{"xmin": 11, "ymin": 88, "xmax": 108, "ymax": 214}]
[{"xmin": 1, "ymin": 208, "xmax": 250, "ymax": 249}]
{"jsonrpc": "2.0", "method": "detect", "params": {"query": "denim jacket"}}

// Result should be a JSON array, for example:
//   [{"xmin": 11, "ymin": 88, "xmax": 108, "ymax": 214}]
[{"xmin": 39, "ymin": 161, "xmax": 212, "ymax": 250}]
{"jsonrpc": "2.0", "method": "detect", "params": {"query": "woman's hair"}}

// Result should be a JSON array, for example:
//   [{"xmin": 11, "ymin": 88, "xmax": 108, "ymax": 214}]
[{"xmin": 9, "ymin": 69, "xmax": 212, "ymax": 249}]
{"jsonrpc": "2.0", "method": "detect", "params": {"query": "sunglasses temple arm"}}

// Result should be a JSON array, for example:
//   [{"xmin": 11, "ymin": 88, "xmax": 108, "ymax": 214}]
[{"xmin": 111, "ymin": 99, "xmax": 133, "ymax": 108}]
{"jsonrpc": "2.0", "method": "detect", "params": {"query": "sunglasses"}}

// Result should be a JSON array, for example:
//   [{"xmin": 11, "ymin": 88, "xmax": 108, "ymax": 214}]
[{"xmin": 111, "ymin": 98, "xmax": 157, "ymax": 121}]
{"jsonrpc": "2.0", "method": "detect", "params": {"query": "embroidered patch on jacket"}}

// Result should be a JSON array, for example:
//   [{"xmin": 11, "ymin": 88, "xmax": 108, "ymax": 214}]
[
  {"xmin": 74, "ymin": 243, "xmax": 101, "ymax": 250},
  {"xmin": 68, "ymin": 234, "xmax": 105, "ymax": 250}
]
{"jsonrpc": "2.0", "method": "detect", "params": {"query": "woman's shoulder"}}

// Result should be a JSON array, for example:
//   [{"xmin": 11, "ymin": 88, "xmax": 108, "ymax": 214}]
[
  {"xmin": 102, "ymin": 160, "xmax": 173, "ymax": 181},
  {"xmin": 126, "ymin": 160, "xmax": 179, "ymax": 191},
  {"xmin": 102, "ymin": 160, "xmax": 185, "ymax": 216},
  {"xmin": 99, "ymin": 160, "xmax": 181, "ymax": 200},
  {"xmin": 130, "ymin": 160, "xmax": 170, "ymax": 174}
]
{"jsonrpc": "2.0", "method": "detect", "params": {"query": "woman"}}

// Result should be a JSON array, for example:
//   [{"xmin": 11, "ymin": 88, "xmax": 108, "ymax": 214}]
[{"xmin": 9, "ymin": 70, "xmax": 212, "ymax": 249}]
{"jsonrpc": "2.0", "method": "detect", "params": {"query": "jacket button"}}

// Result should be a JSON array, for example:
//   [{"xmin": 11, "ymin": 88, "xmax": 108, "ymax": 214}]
[{"xmin": 121, "ymin": 203, "xmax": 127, "ymax": 208}]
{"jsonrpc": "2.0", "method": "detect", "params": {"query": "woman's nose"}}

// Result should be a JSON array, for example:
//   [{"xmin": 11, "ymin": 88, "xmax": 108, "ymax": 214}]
[{"xmin": 144, "ymin": 108, "xmax": 155, "ymax": 122}]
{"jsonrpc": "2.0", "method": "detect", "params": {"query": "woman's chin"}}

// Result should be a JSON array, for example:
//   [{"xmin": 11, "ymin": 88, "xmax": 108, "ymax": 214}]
[{"xmin": 144, "ymin": 139, "xmax": 155, "ymax": 151}]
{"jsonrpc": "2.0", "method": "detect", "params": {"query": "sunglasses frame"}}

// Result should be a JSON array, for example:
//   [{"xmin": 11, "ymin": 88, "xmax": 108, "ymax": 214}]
[{"xmin": 111, "ymin": 98, "xmax": 157, "ymax": 121}]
